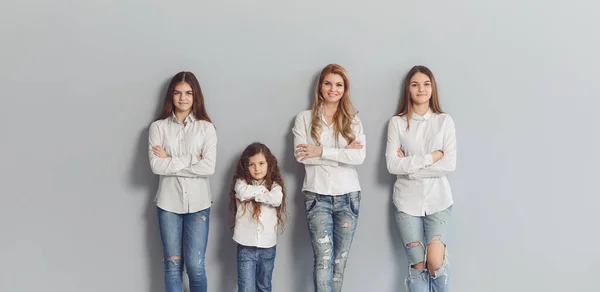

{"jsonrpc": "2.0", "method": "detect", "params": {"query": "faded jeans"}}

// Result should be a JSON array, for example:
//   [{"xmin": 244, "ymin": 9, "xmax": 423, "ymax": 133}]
[
  {"xmin": 157, "ymin": 207, "xmax": 210, "ymax": 292},
  {"xmin": 394, "ymin": 205, "xmax": 452, "ymax": 292},
  {"xmin": 304, "ymin": 191, "xmax": 360, "ymax": 292}
]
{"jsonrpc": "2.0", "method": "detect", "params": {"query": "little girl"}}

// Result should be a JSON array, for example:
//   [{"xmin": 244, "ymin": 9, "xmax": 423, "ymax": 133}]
[{"xmin": 229, "ymin": 142, "xmax": 287, "ymax": 292}]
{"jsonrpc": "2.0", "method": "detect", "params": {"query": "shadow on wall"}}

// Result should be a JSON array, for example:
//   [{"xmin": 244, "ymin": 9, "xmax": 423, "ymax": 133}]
[
  {"xmin": 277, "ymin": 71, "xmax": 320, "ymax": 292},
  {"xmin": 376, "ymin": 82, "xmax": 409, "ymax": 291},
  {"xmin": 214, "ymin": 158, "xmax": 239, "ymax": 292},
  {"xmin": 129, "ymin": 78, "xmax": 171, "ymax": 292}
]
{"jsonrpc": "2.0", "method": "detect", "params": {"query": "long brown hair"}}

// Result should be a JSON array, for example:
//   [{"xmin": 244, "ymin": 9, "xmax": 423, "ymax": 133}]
[
  {"xmin": 155, "ymin": 71, "xmax": 213, "ymax": 123},
  {"xmin": 395, "ymin": 65, "xmax": 443, "ymax": 129},
  {"xmin": 229, "ymin": 142, "xmax": 287, "ymax": 233},
  {"xmin": 310, "ymin": 64, "xmax": 358, "ymax": 145}
]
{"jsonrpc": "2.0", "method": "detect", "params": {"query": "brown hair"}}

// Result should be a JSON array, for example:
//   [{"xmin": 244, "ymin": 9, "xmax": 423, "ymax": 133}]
[
  {"xmin": 229, "ymin": 142, "xmax": 287, "ymax": 233},
  {"xmin": 395, "ymin": 65, "xmax": 443, "ymax": 129},
  {"xmin": 155, "ymin": 71, "xmax": 213, "ymax": 123},
  {"xmin": 310, "ymin": 64, "xmax": 357, "ymax": 145}
]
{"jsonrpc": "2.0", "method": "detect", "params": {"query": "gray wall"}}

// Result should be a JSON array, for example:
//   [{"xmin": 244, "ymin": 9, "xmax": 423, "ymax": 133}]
[{"xmin": 1, "ymin": 1, "xmax": 598, "ymax": 291}]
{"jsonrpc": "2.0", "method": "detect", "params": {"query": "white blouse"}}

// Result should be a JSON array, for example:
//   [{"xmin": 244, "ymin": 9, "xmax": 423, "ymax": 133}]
[
  {"xmin": 385, "ymin": 110, "xmax": 457, "ymax": 216},
  {"xmin": 148, "ymin": 113, "xmax": 217, "ymax": 214},
  {"xmin": 233, "ymin": 179, "xmax": 283, "ymax": 248},
  {"xmin": 292, "ymin": 109, "xmax": 366, "ymax": 196}
]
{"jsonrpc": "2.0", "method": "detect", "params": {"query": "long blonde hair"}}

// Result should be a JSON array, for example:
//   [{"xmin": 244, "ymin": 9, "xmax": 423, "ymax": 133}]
[
  {"xmin": 310, "ymin": 64, "xmax": 357, "ymax": 145},
  {"xmin": 396, "ymin": 65, "xmax": 444, "ymax": 130}
]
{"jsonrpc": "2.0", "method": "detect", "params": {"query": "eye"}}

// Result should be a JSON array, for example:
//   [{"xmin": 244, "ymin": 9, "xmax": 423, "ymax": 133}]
[{"xmin": 336, "ymin": 84, "xmax": 343, "ymax": 87}]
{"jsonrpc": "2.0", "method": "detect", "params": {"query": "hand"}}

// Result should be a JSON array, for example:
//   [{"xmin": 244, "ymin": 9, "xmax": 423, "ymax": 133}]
[
  {"xmin": 197, "ymin": 154, "xmax": 202, "ymax": 160},
  {"xmin": 432, "ymin": 150, "xmax": 444, "ymax": 163},
  {"xmin": 152, "ymin": 145, "xmax": 169, "ymax": 158},
  {"xmin": 345, "ymin": 141, "xmax": 364, "ymax": 149},
  {"xmin": 296, "ymin": 144, "xmax": 323, "ymax": 161},
  {"xmin": 397, "ymin": 148, "xmax": 405, "ymax": 158}
]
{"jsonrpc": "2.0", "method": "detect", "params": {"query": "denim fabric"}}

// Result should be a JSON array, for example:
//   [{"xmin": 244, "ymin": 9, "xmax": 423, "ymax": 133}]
[
  {"xmin": 394, "ymin": 205, "xmax": 452, "ymax": 292},
  {"xmin": 304, "ymin": 191, "xmax": 360, "ymax": 292},
  {"xmin": 237, "ymin": 244, "xmax": 277, "ymax": 292},
  {"xmin": 157, "ymin": 207, "xmax": 210, "ymax": 292}
]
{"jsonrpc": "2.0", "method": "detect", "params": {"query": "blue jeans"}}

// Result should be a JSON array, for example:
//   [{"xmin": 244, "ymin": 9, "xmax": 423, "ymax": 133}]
[
  {"xmin": 304, "ymin": 191, "xmax": 360, "ymax": 292},
  {"xmin": 157, "ymin": 207, "xmax": 210, "ymax": 292},
  {"xmin": 237, "ymin": 244, "xmax": 277, "ymax": 292},
  {"xmin": 394, "ymin": 205, "xmax": 452, "ymax": 292}
]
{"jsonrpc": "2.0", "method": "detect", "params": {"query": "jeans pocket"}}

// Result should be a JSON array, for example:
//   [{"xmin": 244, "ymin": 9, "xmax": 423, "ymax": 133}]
[
  {"xmin": 304, "ymin": 192, "xmax": 318, "ymax": 213},
  {"xmin": 349, "ymin": 191, "xmax": 360, "ymax": 216}
]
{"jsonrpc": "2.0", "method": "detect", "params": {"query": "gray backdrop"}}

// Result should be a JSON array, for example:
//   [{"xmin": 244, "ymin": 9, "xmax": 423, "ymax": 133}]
[{"xmin": 1, "ymin": 1, "xmax": 598, "ymax": 291}]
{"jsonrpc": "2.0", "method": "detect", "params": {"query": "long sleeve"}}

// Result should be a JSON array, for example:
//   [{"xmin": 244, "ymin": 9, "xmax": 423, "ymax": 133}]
[
  {"xmin": 292, "ymin": 112, "xmax": 338, "ymax": 166},
  {"xmin": 409, "ymin": 117, "xmax": 457, "ymax": 179},
  {"xmin": 148, "ymin": 123, "xmax": 195, "ymax": 175},
  {"xmin": 234, "ymin": 179, "xmax": 265, "ymax": 201},
  {"xmin": 234, "ymin": 180, "xmax": 283, "ymax": 207},
  {"xmin": 173, "ymin": 123, "xmax": 217, "ymax": 178},
  {"xmin": 385, "ymin": 118, "xmax": 433, "ymax": 175},
  {"xmin": 320, "ymin": 119, "xmax": 366, "ymax": 165},
  {"xmin": 254, "ymin": 183, "xmax": 283, "ymax": 207}
]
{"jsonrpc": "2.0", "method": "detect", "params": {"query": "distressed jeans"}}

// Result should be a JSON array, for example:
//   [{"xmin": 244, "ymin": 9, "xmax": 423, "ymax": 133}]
[
  {"xmin": 157, "ymin": 207, "xmax": 210, "ymax": 292},
  {"xmin": 304, "ymin": 191, "xmax": 361, "ymax": 292},
  {"xmin": 237, "ymin": 244, "xmax": 277, "ymax": 292},
  {"xmin": 394, "ymin": 205, "xmax": 452, "ymax": 292}
]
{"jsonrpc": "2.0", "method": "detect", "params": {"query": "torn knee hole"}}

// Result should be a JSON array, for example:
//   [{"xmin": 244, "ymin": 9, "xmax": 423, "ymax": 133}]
[
  {"xmin": 164, "ymin": 256, "xmax": 181, "ymax": 262},
  {"xmin": 429, "ymin": 236, "xmax": 444, "ymax": 245},
  {"xmin": 406, "ymin": 241, "xmax": 422, "ymax": 248},
  {"xmin": 411, "ymin": 261, "xmax": 426, "ymax": 269}
]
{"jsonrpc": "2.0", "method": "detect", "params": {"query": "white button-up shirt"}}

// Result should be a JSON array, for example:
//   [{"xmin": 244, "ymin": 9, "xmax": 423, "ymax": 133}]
[
  {"xmin": 385, "ymin": 110, "xmax": 457, "ymax": 216},
  {"xmin": 233, "ymin": 179, "xmax": 283, "ymax": 248},
  {"xmin": 148, "ymin": 114, "xmax": 217, "ymax": 214},
  {"xmin": 292, "ymin": 110, "xmax": 366, "ymax": 196}
]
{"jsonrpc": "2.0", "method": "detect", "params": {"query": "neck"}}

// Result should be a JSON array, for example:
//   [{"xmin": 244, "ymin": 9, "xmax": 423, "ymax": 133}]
[
  {"xmin": 322, "ymin": 102, "xmax": 339, "ymax": 117},
  {"xmin": 413, "ymin": 103, "xmax": 430, "ymax": 116},
  {"xmin": 174, "ymin": 110, "xmax": 191, "ymax": 123},
  {"xmin": 256, "ymin": 179, "xmax": 264, "ymax": 185}
]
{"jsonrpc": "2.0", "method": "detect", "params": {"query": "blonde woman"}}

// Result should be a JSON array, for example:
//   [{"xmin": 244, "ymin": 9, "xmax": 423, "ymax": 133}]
[{"xmin": 292, "ymin": 64, "xmax": 366, "ymax": 292}]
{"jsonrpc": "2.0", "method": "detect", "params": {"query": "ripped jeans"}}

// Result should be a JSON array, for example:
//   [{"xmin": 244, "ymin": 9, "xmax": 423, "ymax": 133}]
[
  {"xmin": 304, "ymin": 191, "xmax": 360, "ymax": 292},
  {"xmin": 157, "ymin": 207, "xmax": 210, "ymax": 292},
  {"xmin": 394, "ymin": 205, "xmax": 452, "ymax": 292}
]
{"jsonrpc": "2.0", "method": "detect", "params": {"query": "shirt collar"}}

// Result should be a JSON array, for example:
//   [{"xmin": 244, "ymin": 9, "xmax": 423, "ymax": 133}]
[
  {"xmin": 171, "ymin": 112, "xmax": 196, "ymax": 124},
  {"xmin": 411, "ymin": 109, "xmax": 432, "ymax": 121}
]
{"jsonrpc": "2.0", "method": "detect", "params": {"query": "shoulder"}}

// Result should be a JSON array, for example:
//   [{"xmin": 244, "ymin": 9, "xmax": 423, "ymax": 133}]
[
  {"xmin": 150, "ymin": 118, "xmax": 168, "ymax": 130},
  {"xmin": 434, "ymin": 113, "xmax": 455, "ymax": 125},
  {"xmin": 296, "ymin": 110, "xmax": 312, "ymax": 120},
  {"xmin": 194, "ymin": 119, "xmax": 217, "ymax": 132},
  {"xmin": 294, "ymin": 110, "xmax": 313, "ymax": 125},
  {"xmin": 389, "ymin": 115, "xmax": 407, "ymax": 126}
]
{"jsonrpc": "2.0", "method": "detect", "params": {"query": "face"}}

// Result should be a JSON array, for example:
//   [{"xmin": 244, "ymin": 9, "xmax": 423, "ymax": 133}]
[
  {"xmin": 173, "ymin": 82, "xmax": 194, "ymax": 113},
  {"xmin": 409, "ymin": 72, "xmax": 432, "ymax": 105},
  {"xmin": 247, "ymin": 153, "xmax": 268, "ymax": 182},
  {"xmin": 320, "ymin": 73, "xmax": 345, "ymax": 104}
]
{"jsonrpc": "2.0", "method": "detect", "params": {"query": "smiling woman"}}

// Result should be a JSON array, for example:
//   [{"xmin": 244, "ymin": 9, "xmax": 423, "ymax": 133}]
[
  {"xmin": 292, "ymin": 64, "xmax": 366, "ymax": 292},
  {"xmin": 148, "ymin": 71, "xmax": 218, "ymax": 292}
]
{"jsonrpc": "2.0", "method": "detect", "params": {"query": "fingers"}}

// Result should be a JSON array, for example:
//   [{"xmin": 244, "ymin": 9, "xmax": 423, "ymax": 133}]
[{"xmin": 397, "ymin": 148, "xmax": 405, "ymax": 157}]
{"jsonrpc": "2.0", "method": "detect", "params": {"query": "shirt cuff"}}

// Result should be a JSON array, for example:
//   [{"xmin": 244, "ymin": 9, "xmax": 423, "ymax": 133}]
[
  {"xmin": 423, "ymin": 154, "xmax": 433, "ymax": 166},
  {"xmin": 190, "ymin": 154, "xmax": 198, "ymax": 166},
  {"xmin": 321, "ymin": 147, "xmax": 338, "ymax": 161}
]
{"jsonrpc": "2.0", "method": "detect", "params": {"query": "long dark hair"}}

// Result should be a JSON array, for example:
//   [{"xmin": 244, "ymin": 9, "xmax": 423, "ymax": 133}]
[
  {"xmin": 155, "ymin": 71, "xmax": 213, "ymax": 123},
  {"xmin": 229, "ymin": 142, "xmax": 287, "ymax": 233},
  {"xmin": 396, "ymin": 65, "xmax": 443, "ymax": 129}
]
